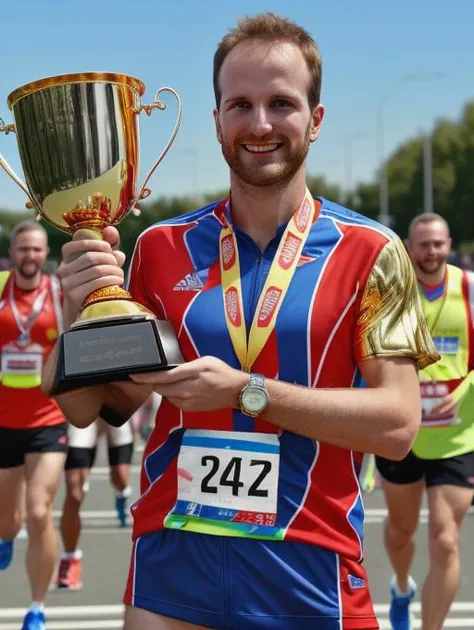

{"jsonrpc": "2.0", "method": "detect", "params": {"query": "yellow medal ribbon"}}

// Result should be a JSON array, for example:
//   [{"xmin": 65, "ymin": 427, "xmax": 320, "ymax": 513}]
[{"xmin": 219, "ymin": 189, "xmax": 317, "ymax": 371}]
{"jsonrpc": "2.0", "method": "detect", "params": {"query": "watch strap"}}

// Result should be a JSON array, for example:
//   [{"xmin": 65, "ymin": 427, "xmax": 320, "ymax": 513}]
[{"xmin": 249, "ymin": 373, "xmax": 265, "ymax": 388}]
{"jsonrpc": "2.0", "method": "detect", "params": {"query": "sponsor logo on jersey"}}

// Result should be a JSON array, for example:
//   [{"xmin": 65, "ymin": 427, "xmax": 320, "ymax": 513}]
[
  {"xmin": 173, "ymin": 272, "xmax": 204, "ymax": 292},
  {"xmin": 432, "ymin": 336, "xmax": 460, "ymax": 353},
  {"xmin": 348, "ymin": 575, "xmax": 366, "ymax": 589}
]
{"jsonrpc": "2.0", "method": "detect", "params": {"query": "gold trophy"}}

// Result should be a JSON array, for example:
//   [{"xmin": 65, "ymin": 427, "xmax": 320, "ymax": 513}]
[{"xmin": 0, "ymin": 72, "xmax": 184, "ymax": 394}]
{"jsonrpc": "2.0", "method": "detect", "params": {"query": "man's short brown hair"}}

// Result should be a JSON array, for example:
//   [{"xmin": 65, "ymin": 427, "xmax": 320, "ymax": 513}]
[
  {"xmin": 213, "ymin": 12, "xmax": 322, "ymax": 110},
  {"xmin": 407, "ymin": 213, "xmax": 450, "ymax": 241},
  {"xmin": 10, "ymin": 219, "xmax": 47, "ymax": 245}
]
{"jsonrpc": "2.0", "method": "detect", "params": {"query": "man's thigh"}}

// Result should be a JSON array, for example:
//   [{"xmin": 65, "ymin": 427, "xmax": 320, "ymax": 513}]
[
  {"xmin": 104, "ymin": 419, "xmax": 134, "ymax": 448},
  {"xmin": 425, "ymin": 452, "xmax": 474, "ymax": 530},
  {"xmin": 65, "ymin": 446, "xmax": 97, "ymax": 473},
  {"xmin": 376, "ymin": 451, "xmax": 425, "ymax": 530},
  {"xmin": 0, "ymin": 426, "xmax": 28, "ymax": 469},
  {"xmin": 25, "ymin": 429, "xmax": 68, "ymax": 510},
  {"xmin": 376, "ymin": 450, "xmax": 425, "ymax": 486},
  {"xmin": 424, "ymin": 451, "xmax": 474, "ymax": 491},
  {"xmin": 124, "ymin": 606, "xmax": 207, "ymax": 630},
  {"xmin": 0, "ymin": 465, "xmax": 25, "ymax": 531},
  {"xmin": 427, "ymin": 484, "xmax": 473, "ymax": 537},
  {"xmin": 69, "ymin": 421, "xmax": 98, "ymax": 450},
  {"xmin": 0, "ymin": 428, "xmax": 28, "ymax": 530},
  {"xmin": 108, "ymin": 443, "xmax": 133, "ymax": 468}
]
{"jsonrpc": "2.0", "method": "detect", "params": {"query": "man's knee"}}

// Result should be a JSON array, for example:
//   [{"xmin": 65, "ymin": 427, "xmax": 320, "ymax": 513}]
[
  {"xmin": 66, "ymin": 485, "xmax": 86, "ymax": 505},
  {"xmin": 26, "ymin": 502, "xmax": 52, "ymax": 534},
  {"xmin": 429, "ymin": 526, "xmax": 459, "ymax": 564},
  {"xmin": 385, "ymin": 518, "xmax": 417, "ymax": 548},
  {"xmin": 65, "ymin": 469, "xmax": 89, "ymax": 504}
]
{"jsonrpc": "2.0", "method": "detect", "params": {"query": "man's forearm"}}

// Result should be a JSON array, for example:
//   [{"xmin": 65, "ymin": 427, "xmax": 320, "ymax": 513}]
[{"xmin": 261, "ymin": 379, "xmax": 420, "ymax": 460}]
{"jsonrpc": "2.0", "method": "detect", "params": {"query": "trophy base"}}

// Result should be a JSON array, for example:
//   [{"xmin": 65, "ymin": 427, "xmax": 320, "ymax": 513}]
[{"xmin": 50, "ymin": 317, "xmax": 184, "ymax": 395}]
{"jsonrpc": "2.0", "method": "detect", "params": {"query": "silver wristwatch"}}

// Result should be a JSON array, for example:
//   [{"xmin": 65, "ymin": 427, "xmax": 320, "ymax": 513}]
[{"xmin": 239, "ymin": 373, "xmax": 269, "ymax": 417}]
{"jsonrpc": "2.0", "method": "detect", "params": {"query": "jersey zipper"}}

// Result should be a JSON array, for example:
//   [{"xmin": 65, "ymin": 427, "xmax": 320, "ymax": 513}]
[{"xmin": 248, "ymin": 250, "xmax": 263, "ymax": 339}]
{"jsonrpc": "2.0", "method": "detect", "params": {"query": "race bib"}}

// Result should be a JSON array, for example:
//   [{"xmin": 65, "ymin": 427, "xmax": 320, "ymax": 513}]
[
  {"xmin": 0, "ymin": 342, "xmax": 43, "ymax": 389},
  {"xmin": 420, "ymin": 381, "xmax": 460, "ymax": 427},
  {"xmin": 165, "ymin": 430, "xmax": 284, "ymax": 539}
]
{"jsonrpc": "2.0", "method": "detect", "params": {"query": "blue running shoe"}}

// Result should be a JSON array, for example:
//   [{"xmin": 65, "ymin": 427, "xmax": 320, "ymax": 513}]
[
  {"xmin": 389, "ymin": 575, "xmax": 417, "ymax": 630},
  {"xmin": 21, "ymin": 610, "xmax": 45, "ymax": 630},
  {"xmin": 115, "ymin": 495, "xmax": 128, "ymax": 528},
  {"xmin": 0, "ymin": 539, "xmax": 13, "ymax": 570}
]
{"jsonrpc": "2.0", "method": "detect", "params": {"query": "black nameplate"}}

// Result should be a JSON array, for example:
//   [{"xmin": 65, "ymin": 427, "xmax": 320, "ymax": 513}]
[
  {"xmin": 63, "ymin": 321, "xmax": 160, "ymax": 376},
  {"xmin": 50, "ymin": 318, "xmax": 175, "ymax": 395}
]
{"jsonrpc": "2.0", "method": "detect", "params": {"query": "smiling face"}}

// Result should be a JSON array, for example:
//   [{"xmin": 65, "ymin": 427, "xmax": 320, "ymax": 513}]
[
  {"xmin": 213, "ymin": 40, "xmax": 324, "ymax": 188},
  {"xmin": 407, "ymin": 219, "xmax": 452, "ymax": 278}
]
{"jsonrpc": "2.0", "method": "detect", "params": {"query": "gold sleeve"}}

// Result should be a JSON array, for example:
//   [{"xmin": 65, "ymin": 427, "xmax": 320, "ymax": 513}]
[{"xmin": 356, "ymin": 236, "xmax": 440, "ymax": 369}]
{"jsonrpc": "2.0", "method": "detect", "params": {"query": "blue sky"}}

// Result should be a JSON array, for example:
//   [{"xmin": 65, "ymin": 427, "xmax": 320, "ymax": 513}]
[{"xmin": 1, "ymin": 0, "xmax": 473, "ymax": 211}]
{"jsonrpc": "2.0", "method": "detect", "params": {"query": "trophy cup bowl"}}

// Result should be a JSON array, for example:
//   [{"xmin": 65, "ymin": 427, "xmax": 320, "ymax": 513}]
[{"xmin": 0, "ymin": 72, "xmax": 184, "ymax": 394}]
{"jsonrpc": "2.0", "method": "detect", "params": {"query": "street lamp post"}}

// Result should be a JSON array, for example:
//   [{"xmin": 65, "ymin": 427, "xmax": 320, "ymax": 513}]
[
  {"xmin": 344, "ymin": 132, "xmax": 367, "ymax": 206},
  {"xmin": 376, "ymin": 72, "xmax": 446, "ymax": 226},
  {"xmin": 423, "ymin": 130, "xmax": 433, "ymax": 213}
]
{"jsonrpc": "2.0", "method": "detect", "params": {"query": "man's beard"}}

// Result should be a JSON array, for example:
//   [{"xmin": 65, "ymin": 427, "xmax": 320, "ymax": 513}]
[
  {"xmin": 18, "ymin": 261, "xmax": 41, "ymax": 279},
  {"xmin": 416, "ymin": 258, "xmax": 446, "ymax": 277},
  {"xmin": 221, "ymin": 126, "xmax": 311, "ymax": 188}
]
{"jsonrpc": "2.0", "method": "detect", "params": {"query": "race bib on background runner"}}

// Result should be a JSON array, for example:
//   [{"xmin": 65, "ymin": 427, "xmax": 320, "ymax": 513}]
[
  {"xmin": 420, "ymin": 381, "xmax": 460, "ymax": 427},
  {"xmin": 0, "ymin": 342, "xmax": 43, "ymax": 389},
  {"xmin": 165, "ymin": 430, "xmax": 284, "ymax": 539}
]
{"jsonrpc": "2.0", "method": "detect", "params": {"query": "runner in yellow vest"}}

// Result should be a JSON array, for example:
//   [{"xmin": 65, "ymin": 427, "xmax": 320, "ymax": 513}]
[
  {"xmin": 0, "ymin": 270, "xmax": 9, "ymax": 296},
  {"xmin": 376, "ymin": 212, "xmax": 474, "ymax": 630}
]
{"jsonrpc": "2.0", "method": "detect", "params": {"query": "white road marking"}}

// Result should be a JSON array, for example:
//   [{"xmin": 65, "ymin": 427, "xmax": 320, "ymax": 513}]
[{"xmin": 0, "ymin": 603, "xmax": 473, "ymax": 630}]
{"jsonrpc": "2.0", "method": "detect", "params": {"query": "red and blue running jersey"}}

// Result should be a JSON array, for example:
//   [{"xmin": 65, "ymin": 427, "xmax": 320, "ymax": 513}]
[{"xmin": 127, "ymin": 196, "xmax": 437, "ymax": 561}]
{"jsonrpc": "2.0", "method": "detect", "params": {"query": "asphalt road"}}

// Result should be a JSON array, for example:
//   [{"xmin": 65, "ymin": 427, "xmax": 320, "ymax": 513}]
[{"xmin": 1, "ymin": 442, "xmax": 473, "ymax": 629}]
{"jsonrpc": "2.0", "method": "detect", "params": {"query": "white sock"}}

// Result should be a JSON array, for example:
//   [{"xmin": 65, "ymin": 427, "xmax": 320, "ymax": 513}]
[
  {"xmin": 116, "ymin": 486, "xmax": 132, "ymax": 499},
  {"xmin": 62, "ymin": 549, "xmax": 82, "ymax": 560},
  {"xmin": 29, "ymin": 602, "xmax": 44, "ymax": 613},
  {"xmin": 391, "ymin": 574, "xmax": 417, "ymax": 596}
]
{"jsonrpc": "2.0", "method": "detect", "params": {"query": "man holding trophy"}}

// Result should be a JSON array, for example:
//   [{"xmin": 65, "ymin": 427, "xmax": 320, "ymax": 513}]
[{"xmin": 2, "ymin": 12, "xmax": 439, "ymax": 630}]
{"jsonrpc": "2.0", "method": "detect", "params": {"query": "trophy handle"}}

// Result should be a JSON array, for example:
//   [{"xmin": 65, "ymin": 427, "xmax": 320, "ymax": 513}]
[
  {"xmin": 136, "ymin": 87, "xmax": 182, "ymax": 202},
  {"xmin": 0, "ymin": 122, "xmax": 37, "ymax": 208}
]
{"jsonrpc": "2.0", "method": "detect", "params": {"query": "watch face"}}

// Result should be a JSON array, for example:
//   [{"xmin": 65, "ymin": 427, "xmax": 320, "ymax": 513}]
[{"xmin": 242, "ymin": 387, "xmax": 268, "ymax": 413}]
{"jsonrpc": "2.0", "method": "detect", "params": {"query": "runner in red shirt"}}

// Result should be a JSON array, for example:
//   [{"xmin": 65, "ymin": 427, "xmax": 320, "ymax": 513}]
[
  {"xmin": 45, "ymin": 13, "xmax": 439, "ymax": 630},
  {"xmin": 0, "ymin": 220, "xmax": 67, "ymax": 630}
]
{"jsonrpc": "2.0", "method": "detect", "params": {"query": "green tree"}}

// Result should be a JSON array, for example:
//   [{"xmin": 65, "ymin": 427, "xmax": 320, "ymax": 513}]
[{"xmin": 2, "ymin": 97, "xmax": 474, "ymax": 259}]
